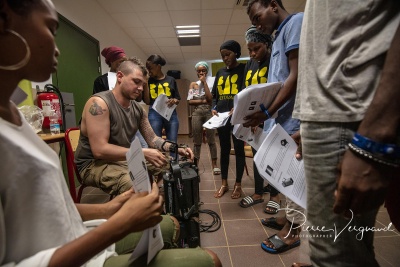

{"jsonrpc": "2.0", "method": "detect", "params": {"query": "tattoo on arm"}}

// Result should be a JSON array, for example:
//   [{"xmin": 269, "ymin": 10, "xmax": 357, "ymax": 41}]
[{"xmin": 88, "ymin": 100, "xmax": 106, "ymax": 116}]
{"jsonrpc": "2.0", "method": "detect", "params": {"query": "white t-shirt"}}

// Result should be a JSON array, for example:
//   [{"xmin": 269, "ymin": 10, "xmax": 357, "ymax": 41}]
[{"xmin": 0, "ymin": 110, "xmax": 114, "ymax": 266}]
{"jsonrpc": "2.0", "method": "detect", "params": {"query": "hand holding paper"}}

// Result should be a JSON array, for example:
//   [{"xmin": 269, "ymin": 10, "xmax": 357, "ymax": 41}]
[
  {"xmin": 231, "ymin": 82, "xmax": 282, "ymax": 125},
  {"xmin": 126, "ymin": 138, "xmax": 164, "ymax": 264},
  {"xmin": 152, "ymin": 94, "xmax": 177, "ymax": 121}
]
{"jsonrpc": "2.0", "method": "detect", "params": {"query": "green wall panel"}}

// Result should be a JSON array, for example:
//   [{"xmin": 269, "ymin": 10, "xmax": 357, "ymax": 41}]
[{"xmin": 52, "ymin": 14, "xmax": 100, "ymax": 125}]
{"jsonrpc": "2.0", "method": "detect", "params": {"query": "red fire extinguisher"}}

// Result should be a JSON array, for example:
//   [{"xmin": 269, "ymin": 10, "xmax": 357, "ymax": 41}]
[{"xmin": 37, "ymin": 91, "xmax": 63, "ymax": 129}]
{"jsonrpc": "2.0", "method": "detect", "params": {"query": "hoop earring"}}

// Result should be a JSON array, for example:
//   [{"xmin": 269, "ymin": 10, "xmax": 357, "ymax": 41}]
[{"xmin": 0, "ymin": 29, "xmax": 31, "ymax": 71}]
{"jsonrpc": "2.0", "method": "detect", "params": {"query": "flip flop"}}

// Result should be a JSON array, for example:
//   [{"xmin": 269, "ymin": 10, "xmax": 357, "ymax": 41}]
[
  {"xmin": 264, "ymin": 200, "xmax": 281, "ymax": 214},
  {"xmin": 261, "ymin": 234, "xmax": 300, "ymax": 254},
  {"xmin": 261, "ymin": 217, "xmax": 284, "ymax": 230},
  {"xmin": 239, "ymin": 195, "xmax": 264, "ymax": 208},
  {"xmin": 213, "ymin": 167, "xmax": 221, "ymax": 175}
]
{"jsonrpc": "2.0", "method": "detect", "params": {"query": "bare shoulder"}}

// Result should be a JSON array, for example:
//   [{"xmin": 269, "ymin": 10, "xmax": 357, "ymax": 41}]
[{"xmin": 86, "ymin": 96, "xmax": 108, "ymax": 116}]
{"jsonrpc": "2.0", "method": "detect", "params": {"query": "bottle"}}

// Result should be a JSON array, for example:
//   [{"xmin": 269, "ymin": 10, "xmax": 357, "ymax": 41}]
[{"xmin": 49, "ymin": 110, "xmax": 60, "ymax": 135}]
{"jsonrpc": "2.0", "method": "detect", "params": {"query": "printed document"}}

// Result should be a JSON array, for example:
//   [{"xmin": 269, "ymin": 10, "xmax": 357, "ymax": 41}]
[
  {"xmin": 202, "ymin": 111, "xmax": 231, "ymax": 129},
  {"xmin": 126, "ymin": 137, "xmax": 164, "ymax": 264},
  {"xmin": 233, "ymin": 124, "xmax": 269, "ymax": 151},
  {"xmin": 254, "ymin": 124, "xmax": 306, "ymax": 209},
  {"xmin": 152, "ymin": 94, "xmax": 177, "ymax": 121},
  {"xmin": 231, "ymin": 82, "xmax": 282, "ymax": 125}
]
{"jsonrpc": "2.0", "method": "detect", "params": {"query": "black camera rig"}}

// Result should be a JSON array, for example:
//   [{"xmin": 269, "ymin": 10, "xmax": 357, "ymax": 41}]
[{"xmin": 162, "ymin": 141, "xmax": 201, "ymax": 248}]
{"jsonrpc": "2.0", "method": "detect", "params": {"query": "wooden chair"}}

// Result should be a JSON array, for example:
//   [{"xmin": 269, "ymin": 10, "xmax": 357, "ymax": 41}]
[{"xmin": 65, "ymin": 127, "xmax": 86, "ymax": 202}]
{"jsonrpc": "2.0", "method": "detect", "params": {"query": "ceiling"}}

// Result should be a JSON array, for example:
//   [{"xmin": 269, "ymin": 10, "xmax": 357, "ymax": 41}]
[{"xmin": 95, "ymin": 0, "xmax": 306, "ymax": 65}]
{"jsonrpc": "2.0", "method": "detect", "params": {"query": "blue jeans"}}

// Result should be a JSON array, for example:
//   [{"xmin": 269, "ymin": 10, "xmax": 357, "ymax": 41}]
[
  {"xmin": 148, "ymin": 108, "xmax": 179, "ymax": 143},
  {"xmin": 301, "ymin": 121, "xmax": 379, "ymax": 267},
  {"xmin": 148, "ymin": 107, "xmax": 179, "ymax": 158}
]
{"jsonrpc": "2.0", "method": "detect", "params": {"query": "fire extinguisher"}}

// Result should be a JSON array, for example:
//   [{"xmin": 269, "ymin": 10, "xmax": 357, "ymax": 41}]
[{"xmin": 37, "ymin": 84, "xmax": 64, "ymax": 130}]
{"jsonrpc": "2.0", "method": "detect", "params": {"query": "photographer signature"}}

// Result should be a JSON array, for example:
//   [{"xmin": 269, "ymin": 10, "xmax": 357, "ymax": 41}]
[{"xmin": 279, "ymin": 207, "xmax": 395, "ymax": 241}]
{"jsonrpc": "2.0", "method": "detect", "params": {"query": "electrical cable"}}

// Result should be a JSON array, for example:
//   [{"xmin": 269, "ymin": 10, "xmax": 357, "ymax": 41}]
[{"xmin": 198, "ymin": 202, "xmax": 221, "ymax": 233}]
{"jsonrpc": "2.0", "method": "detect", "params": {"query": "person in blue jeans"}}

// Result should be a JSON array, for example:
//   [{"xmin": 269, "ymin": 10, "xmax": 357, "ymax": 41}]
[{"xmin": 144, "ymin": 54, "xmax": 180, "ymax": 156}]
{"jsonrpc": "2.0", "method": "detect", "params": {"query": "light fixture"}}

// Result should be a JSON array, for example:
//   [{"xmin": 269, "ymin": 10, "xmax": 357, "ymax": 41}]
[
  {"xmin": 174, "ymin": 25, "xmax": 201, "ymax": 46},
  {"xmin": 176, "ymin": 29, "xmax": 200, "ymax": 34},
  {"xmin": 175, "ymin": 25, "xmax": 200, "ymax": 29},
  {"xmin": 177, "ymin": 34, "xmax": 200, "ymax": 38}
]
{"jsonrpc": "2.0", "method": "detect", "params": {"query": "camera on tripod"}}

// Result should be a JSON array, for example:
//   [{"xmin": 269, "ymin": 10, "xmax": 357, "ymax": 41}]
[{"xmin": 162, "ymin": 141, "xmax": 201, "ymax": 248}]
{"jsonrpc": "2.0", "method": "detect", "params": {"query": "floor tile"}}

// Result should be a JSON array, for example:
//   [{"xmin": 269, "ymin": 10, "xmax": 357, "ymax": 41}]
[{"xmin": 79, "ymin": 134, "xmax": 400, "ymax": 266}]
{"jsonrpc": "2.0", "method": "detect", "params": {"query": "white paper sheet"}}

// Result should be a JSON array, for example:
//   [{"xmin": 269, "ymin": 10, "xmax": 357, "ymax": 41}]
[
  {"xmin": 233, "ymin": 124, "xmax": 269, "ymax": 151},
  {"xmin": 126, "ymin": 137, "xmax": 164, "ymax": 264},
  {"xmin": 231, "ymin": 82, "xmax": 282, "ymax": 125},
  {"xmin": 202, "ymin": 111, "xmax": 231, "ymax": 129},
  {"xmin": 254, "ymin": 124, "xmax": 306, "ymax": 209},
  {"xmin": 107, "ymin": 72, "xmax": 117, "ymax": 90},
  {"xmin": 152, "ymin": 94, "xmax": 177, "ymax": 121}
]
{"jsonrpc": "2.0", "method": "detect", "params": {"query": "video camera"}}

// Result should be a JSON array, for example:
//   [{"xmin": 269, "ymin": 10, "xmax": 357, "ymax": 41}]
[{"xmin": 162, "ymin": 141, "xmax": 201, "ymax": 248}]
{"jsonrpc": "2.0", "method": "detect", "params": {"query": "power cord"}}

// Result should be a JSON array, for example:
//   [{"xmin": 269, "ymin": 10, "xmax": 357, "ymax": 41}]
[{"xmin": 198, "ymin": 202, "xmax": 221, "ymax": 233}]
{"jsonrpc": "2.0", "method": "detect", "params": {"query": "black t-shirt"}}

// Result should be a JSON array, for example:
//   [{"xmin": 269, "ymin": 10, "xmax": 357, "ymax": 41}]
[
  {"xmin": 243, "ymin": 58, "xmax": 270, "ymax": 88},
  {"xmin": 212, "ymin": 63, "xmax": 246, "ymax": 113},
  {"xmin": 147, "ymin": 75, "xmax": 180, "ymax": 106},
  {"xmin": 92, "ymin": 73, "xmax": 109, "ymax": 95}
]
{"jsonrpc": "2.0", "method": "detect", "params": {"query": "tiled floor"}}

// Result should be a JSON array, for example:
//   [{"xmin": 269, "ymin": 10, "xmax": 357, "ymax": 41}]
[{"xmin": 80, "ymin": 134, "xmax": 400, "ymax": 267}]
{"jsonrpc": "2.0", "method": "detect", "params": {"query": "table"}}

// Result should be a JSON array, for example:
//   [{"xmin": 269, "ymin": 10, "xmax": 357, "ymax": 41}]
[{"xmin": 38, "ymin": 132, "xmax": 65, "ymax": 144}]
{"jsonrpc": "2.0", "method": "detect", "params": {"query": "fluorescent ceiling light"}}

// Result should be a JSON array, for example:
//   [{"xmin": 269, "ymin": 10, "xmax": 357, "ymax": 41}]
[
  {"xmin": 175, "ymin": 25, "xmax": 200, "ymax": 29},
  {"xmin": 178, "ymin": 34, "xmax": 200, "ymax": 38},
  {"xmin": 176, "ymin": 29, "xmax": 200, "ymax": 34}
]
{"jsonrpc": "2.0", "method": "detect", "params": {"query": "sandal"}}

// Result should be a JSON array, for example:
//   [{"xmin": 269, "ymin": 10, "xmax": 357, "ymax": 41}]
[
  {"xmin": 213, "ymin": 167, "xmax": 221, "ymax": 175},
  {"xmin": 261, "ymin": 234, "xmax": 300, "ymax": 254},
  {"xmin": 214, "ymin": 185, "xmax": 228, "ymax": 198},
  {"xmin": 261, "ymin": 217, "xmax": 284, "ymax": 230},
  {"xmin": 239, "ymin": 195, "xmax": 264, "ymax": 208},
  {"xmin": 264, "ymin": 200, "xmax": 281, "ymax": 214},
  {"xmin": 231, "ymin": 185, "xmax": 243, "ymax": 199}
]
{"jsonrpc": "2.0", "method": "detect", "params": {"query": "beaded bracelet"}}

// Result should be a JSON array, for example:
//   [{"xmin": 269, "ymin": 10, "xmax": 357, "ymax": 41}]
[
  {"xmin": 259, "ymin": 103, "xmax": 271, "ymax": 119},
  {"xmin": 348, "ymin": 143, "xmax": 400, "ymax": 168}
]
